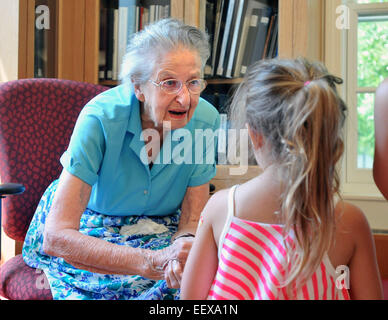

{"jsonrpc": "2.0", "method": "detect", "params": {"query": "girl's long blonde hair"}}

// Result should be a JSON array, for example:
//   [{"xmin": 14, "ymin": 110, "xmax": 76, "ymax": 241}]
[{"xmin": 229, "ymin": 58, "xmax": 347, "ymax": 293}]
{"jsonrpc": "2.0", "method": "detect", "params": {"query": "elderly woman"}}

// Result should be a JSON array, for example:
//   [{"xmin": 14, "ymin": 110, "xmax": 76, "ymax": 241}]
[{"xmin": 22, "ymin": 18, "xmax": 220, "ymax": 300}]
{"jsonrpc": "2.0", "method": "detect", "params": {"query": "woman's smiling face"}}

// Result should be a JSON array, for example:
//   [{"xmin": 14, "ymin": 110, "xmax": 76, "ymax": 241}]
[{"xmin": 135, "ymin": 48, "xmax": 203, "ymax": 131}]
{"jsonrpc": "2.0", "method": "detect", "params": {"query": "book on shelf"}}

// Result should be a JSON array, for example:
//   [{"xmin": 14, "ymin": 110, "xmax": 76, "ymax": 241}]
[
  {"xmin": 117, "ymin": 0, "xmax": 137, "ymax": 81},
  {"xmin": 240, "ymin": 1, "xmax": 273, "ymax": 77},
  {"xmin": 199, "ymin": 0, "xmax": 207, "ymax": 33},
  {"xmin": 262, "ymin": 12, "xmax": 275, "ymax": 60},
  {"xmin": 225, "ymin": 0, "xmax": 246, "ymax": 78},
  {"xmin": 34, "ymin": 27, "xmax": 45, "ymax": 77},
  {"xmin": 220, "ymin": 0, "xmax": 241, "ymax": 78},
  {"xmin": 210, "ymin": 0, "xmax": 228, "ymax": 77},
  {"xmin": 239, "ymin": 7, "xmax": 260, "ymax": 77},
  {"xmin": 216, "ymin": 0, "xmax": 235, "ymax": 77},
  {"xmin": 112, "ymin": 9, "xmax": 119, "ymax": 80},
  {"xmin": 139, "ymin": 0, "xmax": 170, "ymax": 28},
  {"xmin": 204, "ymin": 0, "xmax": 217, "ymax": 76},
  {"xmin": 99, "ymin": 0, "xmax": 171, "ymax": 83},
  {"xmin": 99, "ymin": 6, "xmax": 106, "ymax": 80},
  {"xmin": 105, "ymin": 7, "xmax": 115, "ymax": 80},
  {"xmin": 247, "ymin": 6, "xmax": 272, "ymax": 67},
  {"xmin": 222, "ymin": 0, "xmax": 242, "ymax": 78},
  {"xmin": 267, "ymin": 13, "xmax": 278, "ymax": 58},
  {"xmin": 232, "ymin": 0, "xmax": 252, "ymax": 77}
]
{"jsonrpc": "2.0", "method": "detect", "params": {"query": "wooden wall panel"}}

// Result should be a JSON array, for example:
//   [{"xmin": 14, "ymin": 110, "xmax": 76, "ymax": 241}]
[
  {"xmin": 278, "ymin": 0, "xmax": 324, "ymax": 61},
  {"xmin": 57, "ymin": 0, "xmax": 85, "ymax": 81},
  {"xmin": 305, "ymin": 0, "xmax": 324, "ymax": 61},
  {"xmin": 171, "ymin": 0, "xmax": 184, "ymax": 21},
  {"xmin": 278, "ymin": 0, "xmax": 294, "ymax": 58},
  {"xmin": 84, "ymin": 0, "xmax": 100, "ymax": 84},
  {"xmin": 18, "ymin": 0, "xmax": 35, "ymax": 79},
  {"xmin": 324, "ymin": 0, "xmax": 343, "ymax": 87},
  {"xmin": 184, "ymin": 0, "xmax": 200, "ymax": 27}
]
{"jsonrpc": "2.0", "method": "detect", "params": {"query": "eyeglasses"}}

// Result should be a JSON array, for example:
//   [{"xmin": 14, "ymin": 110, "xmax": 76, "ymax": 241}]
[{"xmin": 149, "ymin": 78, "xmax": 207, "ymax": 95}]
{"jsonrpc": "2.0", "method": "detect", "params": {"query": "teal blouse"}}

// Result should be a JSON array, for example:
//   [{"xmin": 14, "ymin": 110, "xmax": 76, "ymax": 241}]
[{"xmin": 60, "ymin": 84, "xmax": 220, "ymax": 216}]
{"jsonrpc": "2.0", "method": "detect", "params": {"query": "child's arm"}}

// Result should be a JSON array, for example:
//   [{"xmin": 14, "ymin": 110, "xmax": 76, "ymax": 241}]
[
  {"xmin": 180, "ymin": 193, "xmax": 222, "ymax": 300},
  {"xmin": 344, "ymin": 203, "xmax": 384, "ymax": 299},
  {"xmin": 373, "ymin": 79, "xmax": 388, "ymax": 200}
]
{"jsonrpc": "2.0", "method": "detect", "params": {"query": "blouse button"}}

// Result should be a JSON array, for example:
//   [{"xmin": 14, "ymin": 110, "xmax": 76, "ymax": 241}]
[{"xmin": 144, "ymin": 190, "xmax": 148, "ymax": 195}]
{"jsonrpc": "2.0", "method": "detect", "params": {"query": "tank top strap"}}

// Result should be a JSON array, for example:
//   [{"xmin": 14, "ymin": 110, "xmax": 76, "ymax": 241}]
[{"xmin": 217, "ymin": 185, "xmax": 238, "ymax": 260}]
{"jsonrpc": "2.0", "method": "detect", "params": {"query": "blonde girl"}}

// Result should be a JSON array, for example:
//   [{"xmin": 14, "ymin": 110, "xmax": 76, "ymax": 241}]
[{"xmin": 180, "ymin": 58, "xmax": 383, "ymax": 300}]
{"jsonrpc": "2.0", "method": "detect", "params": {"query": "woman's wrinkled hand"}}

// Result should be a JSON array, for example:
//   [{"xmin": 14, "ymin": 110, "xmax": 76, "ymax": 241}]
[{"xmin": 143, "ymin": 237, "xmax": 194, "ymax": 288}]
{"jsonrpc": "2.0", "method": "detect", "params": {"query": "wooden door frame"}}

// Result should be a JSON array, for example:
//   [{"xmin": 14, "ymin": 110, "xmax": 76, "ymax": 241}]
[{"xmin": 18, "ymin": 0, "xmax": 36, "ymax": 79}]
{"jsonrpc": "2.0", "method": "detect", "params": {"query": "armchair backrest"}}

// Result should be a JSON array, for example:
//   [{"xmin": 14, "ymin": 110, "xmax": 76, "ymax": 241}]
[{"xmin": 0, "ymin": 79, "xmax": 108, "ymax": 241}]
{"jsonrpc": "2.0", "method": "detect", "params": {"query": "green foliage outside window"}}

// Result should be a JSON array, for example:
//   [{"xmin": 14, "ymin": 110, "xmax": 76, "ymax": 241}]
[{"xmin": 357, "ymin": 17, "xmax": 388, "ymax": 168}]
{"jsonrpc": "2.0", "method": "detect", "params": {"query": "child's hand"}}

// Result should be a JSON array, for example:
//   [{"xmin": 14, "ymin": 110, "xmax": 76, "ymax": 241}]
[{"xmin": 164, "ymin": 237, "xmax": 195, "ymax": 288}]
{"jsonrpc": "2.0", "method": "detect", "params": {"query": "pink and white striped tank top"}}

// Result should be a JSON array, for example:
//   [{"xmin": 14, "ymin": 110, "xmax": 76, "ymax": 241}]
[{"xmin": 207, "ymin": 185, "xmax": 350, "ymax": 300}]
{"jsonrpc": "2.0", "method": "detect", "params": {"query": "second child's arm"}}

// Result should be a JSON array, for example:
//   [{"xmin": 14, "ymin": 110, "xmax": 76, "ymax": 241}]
[
  {"xmin": 373, "ymin": 79, "xmax": 388, "ymax": 199},
  {"xmin": 343, "ymin": 203, "xmax": 383, "ymax": 299},
  {"xmin": 180, "ymin": 193, "xmax": 223, "ymax": 299}
]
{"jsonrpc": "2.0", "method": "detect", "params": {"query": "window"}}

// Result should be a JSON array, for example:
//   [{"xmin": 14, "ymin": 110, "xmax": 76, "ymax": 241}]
[{"xmin": 344, "ymin": 0, "xmax": 388, "ymax": 196}]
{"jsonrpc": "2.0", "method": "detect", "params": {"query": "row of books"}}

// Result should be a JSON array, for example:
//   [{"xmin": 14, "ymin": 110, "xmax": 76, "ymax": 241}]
[
  {"xmin": 98, "ymin": 0, "xmax": 278, "ymax": 82},
  {"xmin": 99, "ymin": 0, "xmax": 170, "ymax": 81},
  {"xmin": 205, "ymin": 0, "xmax": 278, "ymax": 79}
]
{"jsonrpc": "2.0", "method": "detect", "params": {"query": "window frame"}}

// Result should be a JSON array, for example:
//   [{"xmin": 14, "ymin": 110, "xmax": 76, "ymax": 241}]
[
  {"xmin": 346, "ymin": 2, "xmax": 388, "ymax": 184},
  {"xmin": 326, "ymin": 0, "xmax": 388, "ymax": 200}
]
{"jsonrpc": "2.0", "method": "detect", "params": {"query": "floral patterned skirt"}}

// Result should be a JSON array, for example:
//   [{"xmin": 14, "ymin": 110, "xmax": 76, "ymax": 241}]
[{"xmin": 22, "ymin": 179, "xmax": 180, "ymax": 300}]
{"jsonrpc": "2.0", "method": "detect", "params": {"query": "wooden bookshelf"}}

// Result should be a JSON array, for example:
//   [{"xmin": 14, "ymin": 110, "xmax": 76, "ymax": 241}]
[
  {"xmin": 18, "ymin": 0, "xmax": 324, "ymax": 83},
  {"xmin": 92, "ymin": 0, "xmax": 324, "ymax": 87},
  {"xmin": 206, "ymin": 78, "xmax": 243, "ymax": 85}
]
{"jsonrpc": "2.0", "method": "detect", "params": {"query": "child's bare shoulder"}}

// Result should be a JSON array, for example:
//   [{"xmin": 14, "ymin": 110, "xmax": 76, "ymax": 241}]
[
  {"xmin": 199, "ymin": 187, "xmax": 231, "ymax": 230},
  {"xmin": 203, "ymin": 188, "xmax": 230, "ymax": 216},
  {"xmin": 335, "ymin": 200, "xmax": 372, "ymax": 238},
  {"xmin": 329, "ymin": 201, "xmax": 372, "ymax": 266}
]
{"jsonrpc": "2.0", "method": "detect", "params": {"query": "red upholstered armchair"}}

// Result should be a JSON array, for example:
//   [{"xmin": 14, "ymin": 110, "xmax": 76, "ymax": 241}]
[{"xmin": 0, "ymin": 78, "xmax": 108, "ymax": 300}]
